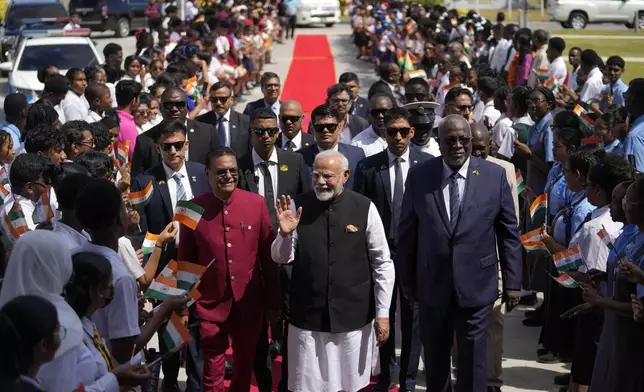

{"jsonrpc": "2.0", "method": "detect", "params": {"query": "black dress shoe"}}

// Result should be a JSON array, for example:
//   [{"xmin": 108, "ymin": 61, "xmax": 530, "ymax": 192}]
[
  {"xmin": 519, "ymin": 293, "xmax": 538, "ymax": 306},
  {"xmin": 373, "ymin": 381, "xmax": 396, "ymax": 392},
  {"xmin": 554, "ymin": 373, "xmax": 571, "ymax": 385},
  {"xmin": 225, "ymin": 358, "xmax": 233, "ymax": 379},
  {"xmin": 162, "ymin": 381, "xmax": 182, "ymax": 392},
  {"xmin": 525, "ymin": 303, "xmax": 545, "ymax": 319},
  {"xmin": 537, "ymin": 347, "xmax": 549, "ymax": 356},
  {"xmin": 270, "ymin": 340, "xmax": 282, "ymax": 359},
  {"xmin": 522, "ymin": 317, "xmax": 542, "ymax": 327}
]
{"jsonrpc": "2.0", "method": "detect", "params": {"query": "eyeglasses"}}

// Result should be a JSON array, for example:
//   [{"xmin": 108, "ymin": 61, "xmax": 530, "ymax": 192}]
[
  {"xmin": 442, "ymin": 136, "xmax": 472, "ymax": 146},
  {"xmin": 79, "ymin": 139, "xmax": 94, "ymax": 148},
  {"xmin": 280, "ymin": 115, "xmax": 302, "ymax": 123},
  {"xmin": 163, "ymin": 101, "xmax": 187, "ymax": 110},
  {"xmin": 331, "ymin": 98, "xmax": 351, "ymax": 105},
  {"xmin": 448, "ymin": 104, "xmax": 472, "ymax": 112},
  {"xmin": 210, "ymin": 96, "xmax": 231, "ymax": 104},
  {"xmin": 386, "ymin": 127, "xmax": 411, "ymax": 137},
  {"xmin": 213, "ymin": 168, "xmax": 239, "ymax": 177},
  {"xmin": 263, "ymin": 83, "xmax": 281, "ymax": 89},
  {"xmin": 370, "ymin": 108, "xmax": 388, "ymax": 117},
  {"xmin": 160, "ymin": 141, "xmax": 186, "ymax": 151},
  {"xmin": 312, "ymin": 172, "xmax": 337, "ymax": 181},
  {"xmin": 253, "ymin": 127, "xmax": 279, "ymax": 136},
  {"xmin": 313, "ymin": 123, "xmax": 339, "ymax": 133}
]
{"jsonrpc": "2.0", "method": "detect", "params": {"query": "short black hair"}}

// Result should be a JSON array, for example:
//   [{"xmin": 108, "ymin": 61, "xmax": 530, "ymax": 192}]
[
  {"xmin": 326, "ymin": 83, "xmax": 353, "ymax": 101},
  {"xmin": 311, "ymin": 104, "xmax": 341, "ymax": 123},
  {"xmin": 138, "ymin": 92, "xmax": 155, "ymax": 106},
  {"xmin": 445, "ymin": 86, "xmax": 473, "ymax": 104},
  {"xmin": 62, "ymin": 120, "xmax": 91, "ymax": 151},
  {"xmin": 532, "ymin": 86, "xmax": 556, "ymax": 108},
  {"xmin": 4, "ymin": 93, "xmax": 28, "ymax": 121},
  {"xmin": 84, "ymin": 83, "xmax": 108, "ymax": 104},
  {"xmin": 9, "ymin": 153, "xmax": 51, "ymax": 191},
  {"xmin": 25, "ymin": 103, "xmax": 59, "ymax": 133},
  {"xmin": 101, "ymin": 110, "xmax": 120, "ymax": 129},
  {"xmin": 554, "ymin": 110, "xmax": 581, "ymax": 130},
  {"xmin": 339, "ymin": 72, "xmax": 359, "ymax": 85},
  {"xmin": 260, "ymin": 72, "xmax": 279, "ymax": 85},
  {"xmin": 89, "ymin": 122, "xmax": 111, "ymax": 152},
  {"xmin": 548, "ymin": 37, "xmax": 566, "ymax": 54},
  {"xmin": 587, "ymin": 153, "xmax": 633, "ymax": 196},
  {"xmin": 606, "ymin": 56, "xmax": 626, "ymax": 70},
  {"xmin": 24, "ymin": 125, "xmax": 66, "ymax": 154},
  {"xmin": 75, "ymin": 179, "xmax": 123, "ymax": 231},
  {"xmin": 74, "ymin": 151, "xmax": 114, "ymax": 179},
  {"xmin": 65, "ymin": 68, "xmax": 85, "ymax": 84},
  {"xmin": 568, "ymin": 150, "xmax": 603, "ymax": 178},
  {"xmin": 206, "ymin": 147, "xmax": 237, "ymax": 169},
  {"xmin": 103, "ymin": 43, "xmax": 122, "ymax": 58},
  {"xmin": 250, "ymin": 107, "xmax": 278, "ymax": 123},
  {"xmin": 156, "ymin": 120, "xmax": 187, "ymax": 142},
  {"xmin": 43, "ymin": 74, "xmax": 68, "ymax": 96},
  {"xmin": 478, "ymin": 77, "xmax": 498, "ymax": 98},
  {"xmin": 384, "ymin": 107, "xmax": 411, "ymax": 127},
  {"xmin": 555, "ymin": 126, "xmax": 583, "ymax": 151},
  {"xmin": 533, "ymin": 29, "xmax": 548, "ymax": 45},
  {"xmin": 211, "ymin": 81, "xmax": 233, "ymax": 96},
  {"xmin": 115, "ymin": 80, "xmax": 142, "ymax": 107},
  {"xmin": 581, "ymin": 49, "xmax": 602, "ymax": 68},
  {"xmin": 52, "ymin": 165, "xmax": 91, "ymax": 210},
  {"xmin": 37, "ymin": 65, "xmax": 58, "ymax": 84}
]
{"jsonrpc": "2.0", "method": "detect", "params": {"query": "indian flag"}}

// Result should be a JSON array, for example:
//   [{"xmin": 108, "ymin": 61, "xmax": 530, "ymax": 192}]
[
  {"xmin": 544, "ymin": 75, "xmax": 559, "ymax": 91},
  {"xmin": 533, "ymin": 68, "xmax": 549, "ymax": 81},
  {"xmin": 597, "ymin": 228, "xmax": 615, "ymax": 250},
  {"xmin": 117, "ymin": 141, "xmax": 129, "ymax": 166},
  {"xmin": 441, "ymin": 80, "xmax": 459, "ymax": 92},
  {"xmin": 516, "ymin": 171, "xmax": 524, "ymax": 195},
  {"xmin": 0, "ymin": 166, "xmax": 9, "ymax": 186},
  {"xmin": 177, "ymin": 260, "xmax": 208, "ymax": 290},
  {"xmin": 186, "ymin": 280, "xmax": 202, "ymax": 307},
  {"xmin": 128, "ymin": 181, "xmax": 154, "ymax": 209},
  {"xmin": 523, "ymin": 241, "xmax": 550, "ymax": 254},
  {"xmin": 552, "ymin": 273, "xmax": 579, "ymax": 289},
  {"xmin": 529, "ymin": 194, "xmax": 548, "ymax": 223},
  {"xmin": 162, "ymin": 313, "xmax": 192, "ymax": 351},
  {"xmin": 0, "ymin": 183, "xmax": 10, "ymax": 203},
  {"xmin": 141, "ymin": 232, "xmax": 159, "ymax": 255},
  {"xmin": 573, "ymin": 105, "xmax": 596, "ymax": 131},
  {"xmin": 553, "ymin": 246, "xmax": 584, "ymax": 273},
  {"xmin": 222, "ymin": 64, "xmax": 236, "ymax": 76},
  {"xmin": 3, "ymin": 208, "xmax": 29, "ymax": 241},
  {"xmin": 174, "ymin": 200, "xmax": 204, "ymax": 230},
  {"xmin": 408, "ymin": 69, "xmax": 427, "ymax": 79},
  {"xmin": 158, "ymin": 260, "xmax": 177, "ymax": 280},
  {"xmin": 145, "ymin": 275, "xmax": 186, "ymax": 301},
  {"xmin": 521, "ymin": 228, "xmax": 543, "ymax": 243},
  {"xmin": 37, "ymin": 189, "xmax": 55, "ymax": 224}
]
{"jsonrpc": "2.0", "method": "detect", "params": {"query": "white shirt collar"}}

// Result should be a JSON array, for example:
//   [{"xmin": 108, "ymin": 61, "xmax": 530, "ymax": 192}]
[
  {"xmin": 591, "ymin": 205, "xmax": 611, "ymax": 220},
  {"xmin": 387, "ymin": 147, "xmax": 410, "ymax": 165},
  {"xmin": 219, "ymin": 109, "xmax": 232, "ymax": 121},
  {"xmin": 484, "ymin": 100, "xmax": 495, "ymax": 108},
  {"xmin": 442, "ymin": 157, "xmax": 470, "ymax": 181},
  {"xmin": 380, "ymin": 78, "xmax": 396, "ymax": 91},
  {"xmin": 318, "ymin": 143, "xmax": 339, "ymax": 153},
  {"xmin": 163, "ymin": 161, "xmax": 189, "ymax": 181},
  {"xmin": 588, "ymin": 67, "xmax": 603, "ymax": 81},
  {"xmin": 252, "ymin": 147, "xmax": 279, "ymax": 166},
  {"xmin": 283, "ymin": 131, "xmax": 302, "ymax": 148}
]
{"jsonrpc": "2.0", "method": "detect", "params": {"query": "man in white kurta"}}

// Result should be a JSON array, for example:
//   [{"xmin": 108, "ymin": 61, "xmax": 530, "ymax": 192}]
[{"xmin": 271, "ymin": 150, "xmax": 395, "ymax": 392}]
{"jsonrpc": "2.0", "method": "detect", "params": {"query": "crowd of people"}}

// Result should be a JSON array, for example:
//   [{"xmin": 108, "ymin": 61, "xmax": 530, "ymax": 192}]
[{"xmin": 0, "ymin": 1, "xmax": 644, "ymax": 392}]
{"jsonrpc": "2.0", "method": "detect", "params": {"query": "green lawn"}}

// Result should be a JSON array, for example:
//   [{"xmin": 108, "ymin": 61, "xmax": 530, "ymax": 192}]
[
  {"xmin": 561, "ymin": 38, "xmax": 644, "ymax": 59},
  {"xmin": 564, "ymin": 61, "xmax": 644, "ymax": 84},
  {"xmin": 477, "ymin": 8, "xmax": 549, "ymax": 22},
  {"xmin": 550, "ymin": 29, "xmax": 643, "ymax": 36}
]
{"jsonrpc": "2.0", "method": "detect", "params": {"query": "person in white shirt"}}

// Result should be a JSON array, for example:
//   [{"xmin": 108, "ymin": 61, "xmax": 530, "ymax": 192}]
[
  {"xmin": 85, "ymin": 83, "xmax": 113, "ymax": 123},
  {"xmin": 352, "ymin": 94, "xmax": 394, "ymax": 157},
  {"xmin": 61, "ymin": 69, "xmax": 90, "ymax": 122},
  {"xmin": 568, "ymin": 47, "xmax": 582, "ymax": 91},
  {"xmin": 579, "ymin": 49, "xmax": 605, "ymax": 105},
  {"xmin": 546, "ymin": 37, "xmax": 568, "ymax": 88},
  {"xmin": 63, "ymin": 12, "xmax": 81, "ymax": 31},
  {"xmin": 527, "ymin": 30, "xmax": 549, "ymax": 88},
  {"xmin": 476, "ymin": 77, "xmax": 501, "ymax": 128}
]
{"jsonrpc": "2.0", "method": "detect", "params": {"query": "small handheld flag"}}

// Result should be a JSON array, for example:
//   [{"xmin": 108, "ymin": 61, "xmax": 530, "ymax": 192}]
[
  {"xmin": 176, "ymin": 260, "xmax": 209, "ymax": 290},
  {"xmin": 523, "ymin": 241, "xmax": 551, "ymax": 254},
  {"xmin": 144, "ymin": 275, "xmax": 186, "ymax": 301},
  {"xmin": 544, "ymin": 75, "xmax": 559, "ymax": 91},
  {"xmin": 521, "ymin": 228, "xmax": 543, "ymax": 244},
  {"xmin": 116, "ymin": 140, "xmax": 130, "ymax": 166},
  {"xmin": 162, "ymin": 313, "xmax": 192, "ymax": 351},
  {"xmin": 174, "ymin": 200, "xmax": 204, "ymax": 230},
  {"xmin": 529, "ymin": 194, "xmax": 548, "ymax": 223},
  {"xmin": 128, "ymin": 181, "xmax": 154, "ymax": 209},
  {"xmin": 3, "ymin": 205, "xmax": 29, "ymax": 242},
  {"xmin": 158, "ymin": 260, "xmax": 178, "ymax": 279},
  {"xmin": 532, "ymin": 68, "xmax": 549, "ymax": 81},
  {"xmin": 551, "ymin": 272, "xmax": 579, "ymax": 289},
  {"xmin": 142, "ymin": 232, "xmax": 159, "ymax": 255},
  {"xmin": 553, "ymin": 246, "xmax": 584, "ymax": 273},
  {"xmin": 597, "ymin": 227, "xmax": 614, "ymax": 250},
  {"xmin": 516, "ymin": 171, "xmax": 524, "ymax": 195},
  {"xmin": 36, "ymin": 188, "xmax": 55, "ymax": 224},
  {"xmin": 573, "ymin": 105, "xmax": 596, "ymax": 132},
  {"xmin": 408, "ymin": 69, "xmax": 428, "ymax": 79}
]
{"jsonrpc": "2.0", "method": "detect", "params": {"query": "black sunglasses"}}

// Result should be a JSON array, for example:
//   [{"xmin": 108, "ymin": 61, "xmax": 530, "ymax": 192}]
[
  {"xmin": 448, "ymin": 104, "xmax": 472, "ymax": 112},
  {"xmin": 253, "ymin": 127, "xmax": 280, "ymax": 136},
  {"xmin": 210, "ymin": 96, "xmax": 231, "ymax": 104},
  {"xmin": 370, "ymin": 108, "xmax": 388, "ymax": 117},
  {"xmin": 163, "ymin": 101, "xmax": 187, "ymax": 110},
  {"xmin": 160, "ymin": 141, "xmax": 186, "ymax": 151},
  {"xmin": 281, "ymin": 115, "xmax": 301, "ymax": 123},
  {"xmin": 387, "ymin": 127, "xmax": 411, "ymax": 137},
  {"xmin": 313, "ymin": 124, "xmax": 338, "ymax": 133}
]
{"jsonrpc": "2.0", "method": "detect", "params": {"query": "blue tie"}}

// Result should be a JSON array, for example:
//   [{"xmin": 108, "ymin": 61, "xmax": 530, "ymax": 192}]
[
  {"xmin": 449, "ymin": 172, "xmax": 460, "ymax": 226},
  {"xmin": 217, "ymin": 116, "xmax": 227, "ymax": 147},
  {"xmin": 173, "ymin": 172, "xmax": 187, "ymax": 202}
]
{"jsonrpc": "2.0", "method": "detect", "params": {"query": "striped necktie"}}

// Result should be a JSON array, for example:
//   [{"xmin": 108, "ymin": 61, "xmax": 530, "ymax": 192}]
[
  {"xmin": 449, "ymin": 172, "xmax": 461, "ymax": 226},
  {"xmin": 173, "ymin": 172, "xmax": 187, "ymax": 201}
]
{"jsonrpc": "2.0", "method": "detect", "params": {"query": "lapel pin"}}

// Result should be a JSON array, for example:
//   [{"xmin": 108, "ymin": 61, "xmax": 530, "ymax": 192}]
[
  {"xmin": 232, "ymin": 124, "xmax": 237, "ymax": 128},
  {"xmin": 280, "ymin": 164, "xmax": 289, "ymax": 172},
  {"xmin": 191, "ymin": 176, "xmax": 196, "ymax": 182},
  {"xmin": 413, "ymin": 160, "xmax": 418, "ymax": 164},
  {"xmin": 473, "ymin": 169, "xmax": 480, "ymax": 176},
  {"xmin": 305, "ymin": 142, "xmax": 310, "ymax": 147},
  {"xmin": 380, "ymin": 164, "xmax": 387, "ymax": 170},
  {"xmin": 190, "ymin": 128, "xmax": 195, "ymax": 133},
  {"xmin": 159, "ymin": 180, "xmax": 166, "ymax": 185}
]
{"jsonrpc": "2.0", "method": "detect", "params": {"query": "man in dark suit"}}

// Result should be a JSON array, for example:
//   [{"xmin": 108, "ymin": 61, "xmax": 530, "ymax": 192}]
[
  {"xmin": 196, "ymin": 81, "xmax": 251, "ymax": 158},
  {"xmin": 327, "ymin": 83, "xmax": 369, "ymax": 143},
  {"xmin": 298, "ymin": 104, "xmax": 365, "ymax": 190},
  {"xmin": 131, "ymin": 87, "xmax": 216, "ymax": 176},
  {"xmin": 243, "ymin": 72, "xmax": 282, "ymax": 117},
  {"xmin": 276, "ymin": 100, "xmax": 315, "ymax": 151},
  {"xmin": 396, "ymin": 115, "xmax": 522, "ymax": 392},
  {"xmin": 353, "ymin": 107, "xmax": 432, "ymax": 392},
  {"xmin": 368, "ymin": 62, "xmax": 405, "ymax": 107},
  {"xmin": 237, "ymin": 107, "xmax": 310, "ymax": 392},
  {"xmin": 339, "ymin": 72, "xmax": 370, "ymax": 121},
  {"xmin": 131, "ymin": 120, "xmax": 211, "ymax": 392}
]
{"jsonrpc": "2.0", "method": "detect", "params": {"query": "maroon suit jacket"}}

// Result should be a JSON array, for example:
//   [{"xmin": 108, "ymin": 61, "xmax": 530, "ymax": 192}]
[{"xmin": 178, "ymin": 189, "xmax": 278, "ymax": 323}]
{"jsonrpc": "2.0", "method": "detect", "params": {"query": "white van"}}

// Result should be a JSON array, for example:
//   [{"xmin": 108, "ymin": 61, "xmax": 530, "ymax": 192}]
[
  {"xmin": 296, "ymin": 0, "xmax": 341, "ymax": 27},
  {"xmin": 548, "ymin": 0, "xmax": 644, "ymax": 29}
]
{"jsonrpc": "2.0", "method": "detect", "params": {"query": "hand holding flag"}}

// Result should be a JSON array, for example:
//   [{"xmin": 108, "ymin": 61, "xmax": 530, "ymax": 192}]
[
  {"xmin": 618, "ymin": 260, "xmax": 644, "ymax": 285},
  {"xmin": 173, "ymin": 200, "xmax": 204, "ymax": 230},
  {"xmin": 128, "ymin": 181, "xmax": 154, "ymax": 210}
]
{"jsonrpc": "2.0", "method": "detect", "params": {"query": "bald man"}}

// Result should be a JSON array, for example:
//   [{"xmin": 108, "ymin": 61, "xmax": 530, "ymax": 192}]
[
  {"xmin": 132, "ymin": 86, "xmax": 217, "ymax": 175},
  {"xmin": 397, "ymin": 115, "xmax": 522, "ymax": 392},
  {"xmin": 277, "ymin": 100, "xmax": 315, "ymax": 151}
]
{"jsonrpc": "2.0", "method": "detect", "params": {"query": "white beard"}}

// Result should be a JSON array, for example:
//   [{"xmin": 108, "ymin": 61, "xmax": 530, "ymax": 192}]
[{"xmin": 314, "ymin": 183, "xmax": 344, "ymax": 201}]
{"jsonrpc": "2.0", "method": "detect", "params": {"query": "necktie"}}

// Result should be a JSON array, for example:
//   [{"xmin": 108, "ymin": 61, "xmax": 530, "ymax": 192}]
[
  {"xmin": 391, "ymin": 157, "xmax": 404, "ymax": 240},
  {"xmin": 217, "ymin": 116, "xmax": 227, "ymax": 147},
  {"xmin": 285, "ymin": 140, "xmax": 295, "ymax": 151},
  {"xmin": 173, "ymin": 172, "xmax": 187, "ymax": 202},
  {"xmin": 261, "ymin": 162, "xmax": 277, "ymax": 227},
  {"xmin": 449, "ymin": 172, "xmax": 460, "ymax": 226}
]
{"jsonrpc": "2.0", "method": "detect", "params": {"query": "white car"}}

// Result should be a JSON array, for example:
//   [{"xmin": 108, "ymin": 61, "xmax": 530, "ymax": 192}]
[
  {"xmin": 296, "ymin": 0, "xmax": 341, "ymax": 27},
  {"xmin": 548, "ymin": 0, "xmax": 644, "ymax": 29},
  {"xmin": 0, "ymin": 29, "xmax": 102, "ymax": 101}
]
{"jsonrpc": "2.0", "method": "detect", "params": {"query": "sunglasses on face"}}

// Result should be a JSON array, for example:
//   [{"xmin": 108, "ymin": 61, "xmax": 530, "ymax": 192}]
[
  {"xmin": 280, "ymin": 115, "xmax": 301, "ymax": 123},
  {"xmin": 370, "ymin": 108, "xmax": 388, "ymax": 117},
  {"xmin": 253, "ymin": 127, "xmax": 280, "ymax": 136},
  {"xmin": 160, "ymin": 141, "xmax": 186, "ymax": 151},
  {"xmin": 448, "ymin": 104, "xmax": 472, "ymax": 112},
  {"xmin": 331, "ymin": 98, "xmax": 350, "ymax": 105},
  {"xmin": 387, "ymin": 127, "xmax": 411, "ymax": 137},
  {"xmin": 213, "ymin": 168, "xmax": 239, "ymax": 177},
  {"xmin": 210, "ymin": 96, "xmax": 231, "ymax": 104},
  {"xmin": 313, "ymin": 123, "xmax": 339, "ymax": 133},
  {"xmin": 163, "ymin": 101, "xmax": 187, "ymax": 110}
]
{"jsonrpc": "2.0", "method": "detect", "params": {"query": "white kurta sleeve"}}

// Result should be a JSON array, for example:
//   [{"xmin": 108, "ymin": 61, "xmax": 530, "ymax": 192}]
[
  {"xmin": 365, "ymin": 202, "xmax": 395, "ymax": 318},
  {"xmin": 271, "ymin": 200, "xmax": 299, "ymax": 264}
]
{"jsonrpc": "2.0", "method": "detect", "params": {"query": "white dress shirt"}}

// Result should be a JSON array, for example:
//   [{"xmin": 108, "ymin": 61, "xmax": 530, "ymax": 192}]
[
  {"xmin": 281, "ymin": 131, "xmax": 303, "ymax": 150},
  {"xmin": 441, "ymin": 158, "xmax": 470, "ymax": 221},
  {"xmin": 163, "ymin": 161, "xmax": 194, "ymax": 213},
  {"xmin": 569, "ymin": 67, "xmax": 579, "ymax": 91},
  {"xmin": 266, "ymin": 99, "xmax": 281, "ymax": 118},
  {"xmin": 481, "ymin": 100, "xmax": 501, "ymax": 128},
  {"xmin": 549, "ymin": 56, "xmax": 568, "ymax": 87},
  {"xmin": 387, "ymin": 148, "xmax": 410, "ymax": 197},
  {"xmin": 492, "ymin": 115, "xmax": 515, "ymax": 159},
  {"xmin": 252, "ymin": 147, "xmax": 279, "ymax": 206},
  {"xmin": 415, "ymin": 137, "xmax": 441, "ymax": 157},
  {"xmin": 580, "ymin": 67, "xmax": 604, "ymax": 104},
  {"xmin": 53, "ymin": 220, "xmax": 91, "ymax": 250},
  {"xmin": 489, "ymin": 38, "xmax": 510, "ymax": 72},
  {"xmin": 118, "ymin": 236, "xmax": 145, "ymax": 280},
  {"xmin": 570, "ymin": 205, "xmax": 623, "ymax": 272},
  {"xmin": 79, "ymin": 317, "xmax": 120, "ymax": 392},
  {"xmin": 351, "ymin": 125, "xmax": 387, "ymax": 157},
  {"xmin": 86, "ymin": 110, "xmax": 103, "ymax": 123},
  {"xmin": 61, "ymin": 90, "xmax": 90, "ymax": 122}
]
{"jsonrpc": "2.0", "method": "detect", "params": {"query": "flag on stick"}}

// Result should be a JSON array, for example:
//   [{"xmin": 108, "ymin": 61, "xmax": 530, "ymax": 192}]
[
  {"xmin": 553, "ymin": 246, "xmax": 584, "ymax": 273},
  {"xmin": 37, "ymin": 188, "xmax": 55, "ymax": 224},
  {"xmin": 158, "ymin": 260, "xmax": 178, "ymax": 280},
  {"xmin": 141, "ymin": 232, "xmax": 159, "ymax": 255},
  {"xmin": 117, "ymin": 140, "xmax": 129, "ymax": 166},
  {"xmin": 529, "ymin": 194, "xmax": 548, "ymax": 223},
  {"xmin": 177, "ymin": 260, "xmax": 209, "ymax": 290},
  {"xmin": 162, "ymin": 313, "xmax": 192, "ymax": 351},
  {"xmin": 516, "ymin": 170, "xmax": 525, "ymax": 195},
  {"xmin": 128, "ymin": 181, "xmax": 154, "ymax": 209},
  {"xmin": 144, "ymin": 275, "xmax": 186, "ymax": 301},
  {"xmin": 551, "ymin": 272, "xmax": 580, "ymax": 288},
  {"xmin": 544, "ymin": 75, "xmax": 559, "ymax": 91},
  {"xmin": 597, "ymin": 227, "xmax": 615, "ymax": 250},
  {"xmin": 174, "ymin": 200, "xmax": 204, "ymax": 230},
  {"xmin": 3, "ymin": 206, "xmax": 29, "ymax": 241},
  {"xmin": 521, "ymin": 228, "xmax": 543, "ymax": 244},
  {"xmin": 523, "ymin": 241, "xmax": 551, "ymax": 254},
  {"xmin": 573, "ymin": 105, "xmax": 596, "ymax": 132}
]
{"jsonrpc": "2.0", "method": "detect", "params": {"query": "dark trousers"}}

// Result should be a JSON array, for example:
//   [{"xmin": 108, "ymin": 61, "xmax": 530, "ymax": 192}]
[
  {"xmin": 419, "ymin": 301, "xmax": 493, "ymax": 392},
  {"xmin": 286, "ymin": 15, "xmax": 296, "ymax": 38},
  {"xmin": 253, "ymin": 322, "xmax": 272, "ymax": 392}
]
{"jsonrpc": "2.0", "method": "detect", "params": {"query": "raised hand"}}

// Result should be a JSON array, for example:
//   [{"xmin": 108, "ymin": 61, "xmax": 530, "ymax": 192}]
[
  {"xmin": 158, "ymin": 222, "xmax": 178, "ymax": 245},
  {"xmin": 275, "ymin": 195, "xmax": 302, "ymax": 236}
]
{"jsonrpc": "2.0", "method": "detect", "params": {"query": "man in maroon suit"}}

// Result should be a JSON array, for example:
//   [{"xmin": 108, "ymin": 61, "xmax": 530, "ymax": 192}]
[{"xmin": 179, "ymin": 146, "xmax": 279, "ymax": 392}]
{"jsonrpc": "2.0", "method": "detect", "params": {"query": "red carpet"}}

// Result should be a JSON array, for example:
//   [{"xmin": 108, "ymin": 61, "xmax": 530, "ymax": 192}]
[{"xmin": 280, "ymin": 35, "xmax": 337, "ymax": 130}]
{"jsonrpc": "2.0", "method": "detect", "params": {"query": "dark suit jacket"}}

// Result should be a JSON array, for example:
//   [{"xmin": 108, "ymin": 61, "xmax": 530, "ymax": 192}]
[
  {"xmin": 131, "ymin": 161, "xmax": 211, "ymax": 274},
  {"xmin": 195, "ymin": 109, "xmax": 251, "ymax": 158},
  {"xmin": 353, "ymin": 147, "xmax": 432, "ymax": 238},
  {"xmin": 396, "ymin": 156, "xmax": 522, "ymax": 309},
  {"xmin": 131, "ymin": 119, "xmax": 216, "ymax": 176},
  {"xmin": 242, "ymin": 98, "xmax": 282, "ymax": 116},
  {"xmin": 297, "ymin": 143, "xmax": 366, "ymax": 190},
  {"xmin": 352, "ymin": 96, "xmax": 370, "ymax": 121},
  {"xmin": 367, "ymin": 80, "xmax": 396, "ymax": 102},
  {"xmin": 348, "ymin": 115, "xmax": 369, "ymax": 139},
  {"xmin": 238, "ymin": 148, "xmax": 311, "ymax": 199},
  {"xmin": 275, "ymin": 131, "xmax": 315, "ymax": 150}
]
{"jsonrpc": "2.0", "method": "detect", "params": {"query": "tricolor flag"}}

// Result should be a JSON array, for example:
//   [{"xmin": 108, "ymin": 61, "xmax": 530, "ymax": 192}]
[
  {"xmin": 158, "ymin": 260, "xmax": 178, "ymax": 280},
  {"xmin": 144, "ymin": 275, "xmax": 186, "ymax": 301},
  {"xmin": 186, "ymin": 280, "xmax": 202, "ymax": 307},
  {"xmin": 128, "ymin": 181, "xmax": 154, "ymax": 209},
  {"xmin": 523, "ymin": 241, "xmax": 550, "ymax": 254},
  {"xmin": 581, "ymin": 137, "xmax": 603, "ymax": 146},
  {"xmin": 552, "ymin": 273, "xmax": 579, "ymax": 289},
  {"xmin": 0, "ymin": 166, "xmax": 9, "ymax": 186},
  {"xmin": 544, "ymin": 75, "xmax": 559, "ymax": 91},
  {"xmin": 533, "ymin": 68, "xmax": 549, "ymax": 81},
  {"xmin": 116, "ymin": 141, "xmax": 129, "ymax": 166},
  {"xmin": 441, "ymin": 80, "xmax": 459, "ymax": 92},
  {"xmin": 162, "ymin": 313, "xmax": 192, "ymax": 350},
  {"xmin": 141, "ymin": 232, "xmax": 159, "ymax": 255},
  {"xmin": 516, "ymin": 171, "xmax": 524, "ymax": 195},
  {"xmin": 36, "ymin": 188, "xmax": 55, "ymax": 224},
  {"xmin": 573, "ymin": 105, "xmax": 596, "ymax": 131},
  {"xmin": 553, "ymin": 246, "xmax": 584, "ymax": 273},
  {"xmin": 177, "ymin": 260, "xmax": 208, "ymax": 290},
  {"xmin": 3, "ymin": 207, "xmax": 29, "ymax": 241},
  {"xmin": 174, "ymin": 200, "xmax": 204, "ymax": 230},
  {"xmin": 597, "ymin": 228, "xmax": 615, "ymax": 250},
  {"xmin": 529, "ymin": 194, "xmax": 548, "ymax": 223},
  {"xmin": 0, "ymin": 183, "xmax": 10, "ymax": 203},
  {"xmin": 408, "ymin": 69, "xmax": 428, "ymax": 79},
  {"xmin": 521, "ymin": 228, "xmax": 543, "ymax": 244}
]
